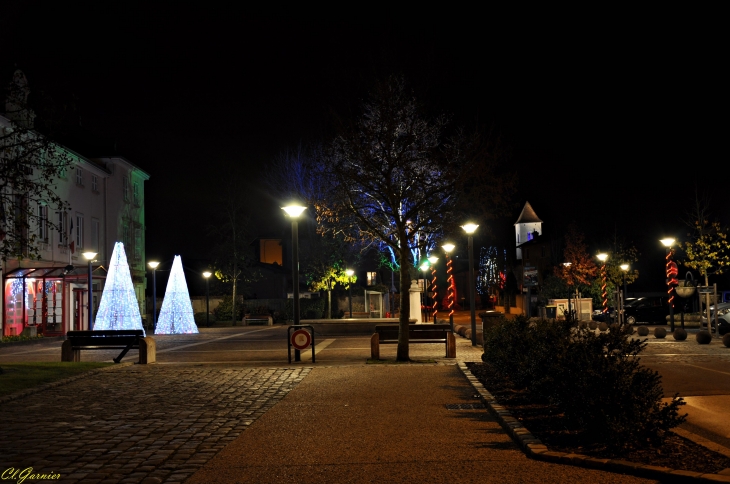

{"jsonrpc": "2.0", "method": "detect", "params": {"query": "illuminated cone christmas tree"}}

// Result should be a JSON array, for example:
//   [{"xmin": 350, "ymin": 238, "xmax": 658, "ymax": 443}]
[
  {"xmin": 155, "ymin": 255, "xmax": 199, "ymax": 334},
  {"xmin": 94, "ymin": 242, "xmax": 145, "ymax": 335}
]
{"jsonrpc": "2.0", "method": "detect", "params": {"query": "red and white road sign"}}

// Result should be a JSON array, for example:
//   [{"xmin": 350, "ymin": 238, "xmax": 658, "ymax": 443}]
[{"xmin": 291, "ymin": 329, "xmax": 312, "ymax": 350}]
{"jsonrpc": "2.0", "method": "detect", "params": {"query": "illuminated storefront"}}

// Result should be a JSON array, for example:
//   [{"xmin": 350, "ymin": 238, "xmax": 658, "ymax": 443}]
[{"xmin": 2, "ymin": 266, "xmax": 103, "ymax": 337}]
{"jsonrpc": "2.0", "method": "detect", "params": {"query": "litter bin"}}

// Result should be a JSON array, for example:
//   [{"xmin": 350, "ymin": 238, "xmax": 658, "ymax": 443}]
[{"xmin": 545, "ymin": 305, "xmax": 557, "ymax": 319}]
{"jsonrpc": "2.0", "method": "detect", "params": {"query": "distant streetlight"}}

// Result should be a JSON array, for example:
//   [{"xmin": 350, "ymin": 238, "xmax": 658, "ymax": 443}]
[
  {"xmin": 83, "ymin": 251, "xmax": 97, "ymax": 330},
  {"xmin": 620, "ymin": 264, "xmax": 629, "ymax": 325},
  {"xmin": 283, "ymin": 204, "xmax": 306, "ymax": 362},
  {"xmin": 428, "ymin": 256, "xmax": 438, "ymax": 321},
  {"xmin": 596, "ymin": 253, "xmax": 608, "ymax": 322},
  {"xmin": 346, "ymin": 269, "xmax": 355, "ymax": 318},
  {"xmin": 462, "ymin": 223, "xmax": 479, "ymax": 346},
  {"xmin": 660, "ymin": 238, "xmax": 677, "ymax": 332},
  {"xmin": 443, "ymin": 243, "xmax": 456, "ymax": 330},
  {"xmin": 148, "ymin": 261, "xmax": 160, "ymax": 331},
  {"xmin": 203, "ymin": 271, "xmax": 212, "ymax": 327}
]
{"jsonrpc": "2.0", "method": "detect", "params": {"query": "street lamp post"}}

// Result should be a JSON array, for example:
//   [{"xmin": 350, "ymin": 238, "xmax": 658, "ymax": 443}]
[
  {"xmin": 462, "ymin": 223, "xmax": 479, "ymax": 346},
  {"xmin": 346, "ymin": 269, "xmax": 354, "ymax": 318},
  {"xmin": 428, "ymin": 256, "xmax": 438, "ymax": 321},
  {"xmin": 148, "ymin": 261, "xmax": 159, "ymax": 332},
  {"xmin": 203, "ymin": 271, "xmax": 212, "ymax": 327},
  {"xmin": 620, "ymin": 264, "xmax": 629, "ymax": 325},
  {"xmin": 660, "ymin": 238, "xmax": 677, "ymax": 333},
  {"xmin": 283, "ymin": 204, "xmax": 307, "ymax": 362},
  {"xmin": 82, "ymin": 252, "xmax": 97, "ymax": 330},
  {"xmin": 597, "ymin": 253, "xmax": 609, "ymax": 323},
  {"xmin": 420, "ymin": 261, "xmax": 431, "ymax": 322},
  {"xmin": 563, "ymin": 262, "xmax": 572, "ymax": 321},
  {"xmin": 443, "ymin": 243, "xmax": 455, "ymax": 332}
]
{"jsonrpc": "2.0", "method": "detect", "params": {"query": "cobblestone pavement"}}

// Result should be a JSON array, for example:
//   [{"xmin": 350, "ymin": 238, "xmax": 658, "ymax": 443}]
[{"xmin": 0, "ymin": 365, "xmax": 310, "ymax": 484}]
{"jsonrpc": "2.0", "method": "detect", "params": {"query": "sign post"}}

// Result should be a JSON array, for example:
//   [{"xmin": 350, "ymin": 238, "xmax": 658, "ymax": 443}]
[{"xmin": 288, "ymin": 325, "xmax": 316, "ymax": 363}]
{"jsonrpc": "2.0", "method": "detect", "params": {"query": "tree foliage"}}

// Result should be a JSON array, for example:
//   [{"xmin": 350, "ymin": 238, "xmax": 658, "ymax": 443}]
[
  {"xmin": 1, "ymin": 69, "xmax": 73, "ymax": 261},
  {"xmin": 681, "ymin": 192, "xmax": 730, "ymax": 285},
  {"xmin": 301, "ymin": 234, "xmax": 358, "ymax": 319},
  {"xmin": 313, "ymin": 75, "xmax": 512, "ymax": 360},
  {"xmin": 558, "ymin": 223, "xmax": 597, "ymax": 288}
]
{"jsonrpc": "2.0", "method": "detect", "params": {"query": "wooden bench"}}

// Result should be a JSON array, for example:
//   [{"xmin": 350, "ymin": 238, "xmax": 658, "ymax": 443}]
[
  {"xmin": 62, "ymin": 330, "xmax": 155, "ymax": 364},
  {"xmin": 243, "ymin": 316, "xmax": 273, "ymax": 326},
  {"xmin": 371, "ymin": 323, "xmax": 455, "ymax": 359}
]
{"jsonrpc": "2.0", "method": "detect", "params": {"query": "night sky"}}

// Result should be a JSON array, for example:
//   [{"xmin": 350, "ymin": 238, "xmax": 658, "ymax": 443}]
[{"xmin": 1, "ymin": 5, "xmax": 725, "ymax": 293}]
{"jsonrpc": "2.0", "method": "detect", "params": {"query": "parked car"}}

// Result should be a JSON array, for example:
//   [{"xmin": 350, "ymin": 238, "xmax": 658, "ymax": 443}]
[
  {"xmin": 623, "ymin": 296, "xmax": 669, "ymax": 325},
  {"xmin": 700, "ymin": 302, "xmax": 730, "ymax": 335}
]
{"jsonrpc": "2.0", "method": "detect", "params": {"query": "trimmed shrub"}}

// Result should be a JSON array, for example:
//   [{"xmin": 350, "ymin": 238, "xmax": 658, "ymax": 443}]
[
  {"xmin": 213, "ymin": 295, "xmax": 245, "ymax": 322},
  {"xmin": 283, "ymin": 298, "xmax": 326, "ymax": 321},
  {"xmin": 637, "ymin": 326, "xmax": 649, "ymax": 336},
  {"xmin": 588, "ymin": 321, "xmax": 598, "ymax": 330},
  {"xmin": 654, "ymin": 327, "xmax": 666, "ymax": 339},
  {"xmin": 673, "ymin": 328, "xmax": 687, "ymax": 341},
  {"xmin": 598, "ymin": 322, "xmax": 608, "ymax": 332},
  {"xmin": 723, "ymin": 333, "xmax": 730, "ymax": 348}
]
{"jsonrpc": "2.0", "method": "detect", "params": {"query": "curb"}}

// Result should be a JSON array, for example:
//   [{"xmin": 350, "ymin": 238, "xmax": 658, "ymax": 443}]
[
  {"xmin": 0, "ymin": 362, "xmax": 134, "ymax": 405},
  {"xmin": 457, "ymin": 362, "xmax": 730, "ymax": 483}
]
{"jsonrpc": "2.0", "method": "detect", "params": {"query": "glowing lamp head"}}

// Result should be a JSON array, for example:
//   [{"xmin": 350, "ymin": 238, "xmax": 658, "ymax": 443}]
[
  {"xmin": 620, "ymin": 264, "xmax": 629, "ymax": 271},
  {"xmin": 660, "ymin": 238, "xmax": 676, "ymax": 247},
  {"xmin": 428, "ymin": 256, "xmax": 439, "ymax": 264},
  {"xmin": 596, "ymin": 253, "xmax": 608, "ymax": 262},
  {"xmin": 203, "ymin": 271, "xmax": 212, "ymax": 278},
  {"xmin": 82, "ymin": 251, "xmax": 97, "ymax": 261},
  {"xmin": 345, "ymin": 269, "xmax": 354, "ymax": 277},
  {"xmin": 442, "ymin": 243, "xmax": 455, "ymax": 253},
  {"xmin": 282, "ymin": 204, "xmax": 307, "ymax": 218},
  {"xmin": 562, "ymin": 262, "xmax": 572, "ymax": 267},
  {"xmin": 148, "ymin": 261, "xmax": 159, "ymax": 269},
  {"xmin": 461, "ymin": 223, "xmax": 479, "ymax": 234},
  {"xmin": 420, "ymin": 263, "xmax": 430, "ymax": 272}
]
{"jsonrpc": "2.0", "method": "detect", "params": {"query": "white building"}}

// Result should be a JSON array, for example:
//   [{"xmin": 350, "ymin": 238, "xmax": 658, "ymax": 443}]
[
  {"xmin": 0, "ymin": 74, "xmax": 149, "ymax": 337},
  {"xmin": 514, "ymin": 201, "xmax": 543, "ymax": 260}
]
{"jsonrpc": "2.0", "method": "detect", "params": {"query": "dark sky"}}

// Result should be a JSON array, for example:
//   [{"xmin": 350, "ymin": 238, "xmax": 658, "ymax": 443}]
[{"xmin": 1, "ymin": 4, "xmax": 726, "ymax": 293}]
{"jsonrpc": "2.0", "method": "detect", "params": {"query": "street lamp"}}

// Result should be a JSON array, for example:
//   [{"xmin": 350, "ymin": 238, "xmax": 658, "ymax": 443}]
[
  {"xmin": 563, "ymin": 262, "xmax": 573, "ymax": 321},
  {"xmin": 428, "ymin": 256, "xmax": 438, "ymax": 321},
  {"xmin": 443, "ymin": 243, "xmax": 456, "ymax": 331},
  {"xmin": 620, "ymin": 264, "xmax": 629, "ymax": 325},
  {"xmin": 203, "ymin": 271, "xmax": 212, "ymax": 327},
  {"xmin": 419, "ymin": 261, "xmax": 430, "ymax": 322},
  {"xmin": 283, "ymin": 204, "xmax": 306, "ymax": 361},
  {"xmin": 346, "ymin": 269, "xmax": 355, "ymax": 318},
  {"xmin": 82, "ymin": 251, "xmax": 96, "ymax": 330},
  {"xmin": 596, "ymin": 253, "xmax": 608, "ymax": 322},
  {"xmin": 462, "ymin": 223, "xmax": 479, "ymax": 346},
  {"xmin": 148, "ymin": 261, "xmax": 159, "ymax": 332},
  {"xmin": 660, "ymin": 238, "xmax": 677, "ymax": 332}
]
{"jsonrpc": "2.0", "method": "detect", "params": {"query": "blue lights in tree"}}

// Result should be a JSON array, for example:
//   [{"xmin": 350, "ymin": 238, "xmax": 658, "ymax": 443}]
[
  {"xmin": 155, "ymin": 255, "xmax": 198, "ymax": 335},
  {"xmin": 94, "ymin": 242, "xmax": 145, "ymax": 334}
]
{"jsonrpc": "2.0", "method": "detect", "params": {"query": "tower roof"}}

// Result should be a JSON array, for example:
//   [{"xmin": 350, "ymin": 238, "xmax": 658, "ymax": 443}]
[{"xmin": 514, "ymin": 201, "xmax": 542, "ymax": 225}]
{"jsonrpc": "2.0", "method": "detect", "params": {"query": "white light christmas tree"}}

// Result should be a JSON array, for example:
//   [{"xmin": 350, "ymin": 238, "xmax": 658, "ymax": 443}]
[
  {"xmin": 94, "ymin": 242, "xmax": 145, "ymax": 335},
  {"xmin": 155, "ymin": 255, "xmax": 199, "ymax": 335}
]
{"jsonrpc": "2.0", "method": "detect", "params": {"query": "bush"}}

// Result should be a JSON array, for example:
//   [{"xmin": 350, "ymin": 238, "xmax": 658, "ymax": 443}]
[
  {"xmin": 283, "ymin": 298, "xmax": 326, "ymax": 321},
  {"xmin": 213, "ymin": 295, "xmax": 245, "ymax": 322},
  {"xmin": 194, "ymin": 312, "xmax": 216, "ymax": 326},
  {"xmin": 482, "ymin": 316, "xmax": 686, "ymax": 451}
]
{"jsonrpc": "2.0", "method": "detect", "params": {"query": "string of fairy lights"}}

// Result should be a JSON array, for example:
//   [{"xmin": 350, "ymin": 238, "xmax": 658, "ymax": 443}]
[{"xmin": 94, "ymin": 242, "xmax": 146, "ymax": 335}]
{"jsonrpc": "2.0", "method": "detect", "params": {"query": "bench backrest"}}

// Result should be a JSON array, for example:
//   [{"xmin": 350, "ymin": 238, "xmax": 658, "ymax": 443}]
[
  {"xmin": 67, "ymin": 330, "xmax": 143, "ymax": 346},
  {"xmin": 375, "ymin": 324, "xmax": 450, "ymax": 341}
]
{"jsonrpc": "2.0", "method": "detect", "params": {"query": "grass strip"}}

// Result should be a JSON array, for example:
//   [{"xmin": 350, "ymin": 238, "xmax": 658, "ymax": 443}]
[{"xmin": 0, "ymin": 362, "xmax": 113, "ymax": 397}]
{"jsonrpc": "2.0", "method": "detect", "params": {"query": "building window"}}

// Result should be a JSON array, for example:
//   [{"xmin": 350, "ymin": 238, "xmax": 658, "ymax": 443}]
[
  {"xmin": 92, "ymin": 175, "xmax": 98, "ymax": 192},
  {"xmin": 91, "ymin": 218, "xmax": 100, "ymax": 252},
  {"xmin": 123, "ymin": 176, "xmax": 129, "ymax": 202},
  {"xmin": 75, "ymin": 213, "xmax": 84, "ymax": 250},
  {"xmin": 133, "ymin": 182, "xmax": 139, "ymax": 206},
  {"xmin": 56, "ymin": 211, "xmax": 67, "ymax": 246},
  {"xmin": 134, "ymin": 228, "xmax": 141, "ymax": 261},
  {"xmin": 367, "ymin": 271, "xmax": 377, "ymax": 286},
  {"xmin": 37, "ymin": 203, "xmax": 48, "ymax": 243},
  {"xmin": 76, "ymin": 167, "xmax": 83, "ymax": 186}
]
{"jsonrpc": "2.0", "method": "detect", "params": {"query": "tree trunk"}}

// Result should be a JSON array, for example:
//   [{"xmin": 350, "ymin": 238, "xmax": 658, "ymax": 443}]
[
  {"xmin": 232, "ymin": 261, "xmax": 238, "ymax": 326},
  {"xmin": 397, "ymin": 241, "xmax": 411, "ymax": 361},
  {"xmin": 327, "ymin": 289, "xmax": 332, "ymax": 319}
]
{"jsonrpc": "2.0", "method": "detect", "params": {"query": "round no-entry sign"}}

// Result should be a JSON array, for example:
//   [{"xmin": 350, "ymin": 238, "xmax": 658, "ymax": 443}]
[{"xmin": 291, "ymin": 329, "xmax": 312, "ymax": 350}]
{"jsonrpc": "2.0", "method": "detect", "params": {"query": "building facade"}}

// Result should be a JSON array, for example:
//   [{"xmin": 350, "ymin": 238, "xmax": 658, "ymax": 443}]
[{"xmin": 1, "ymin": 113, "xmax": 149, "ymax": 337}]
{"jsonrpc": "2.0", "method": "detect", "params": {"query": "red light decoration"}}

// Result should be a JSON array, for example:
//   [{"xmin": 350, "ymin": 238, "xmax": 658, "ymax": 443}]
[
  {"xmin": 447, "ymin": 255, "xmax": 455, "ymax": 317},
  {"xmin": 666, "ymin": 250, "xmax": 678, "ymax": 309},
  {"xmin": 601, "ymin": 264, "xmax": 608, "ymax": 314},
  {"xmin": 431, "ymin": 266, "xmax": 438, "ymax": 319}
]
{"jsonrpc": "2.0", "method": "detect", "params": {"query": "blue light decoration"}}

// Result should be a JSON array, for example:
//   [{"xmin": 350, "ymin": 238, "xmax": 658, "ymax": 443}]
[
  {"xmin": 94, "ymin": 242, "xmax": 145, "ymax": 335},
  {"xmin": 155, "ymin": 255, "xmax": 198, "ymax": 334}
]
